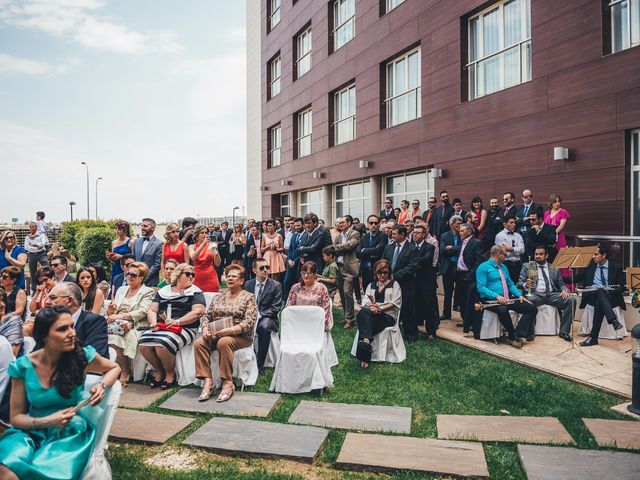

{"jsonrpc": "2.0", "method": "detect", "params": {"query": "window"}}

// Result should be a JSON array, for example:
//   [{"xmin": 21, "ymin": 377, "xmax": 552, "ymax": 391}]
[
  {"xmin": 467, "ymin": 0, "xmax": 531, "ymax": 100},
  {"xmin": 280, "ymin": 193, "xmax": 291, "ymax": 217},
  {"xmin": 269, "ymin": 0, "xmax": 281, "ymax": 31},
  {"xmin": 269, "ymin": 124, "xmax": 281, "ymax": 168},
  {"xmin": 335, "ymin": 180, "xmax": 371, "ymax": 220},
  {"xmin": 333, "ymin": 0, "xmax": 355, "ymax": 51},
  {"xmin": 385, "ymin": 47, "xmax": 421, "ymax": 127},
  {"xmin": 384, "ymin": 170, "xmax": 435, "ymax": 211},
  {"xmin": 631, "ymin": 129, "xmax": 640, "ymax": 265},
  {"xmin": 269, "ymin": 54, "xmax": 281, "ymax": 99},
  {"xmin": 300, "ymin": 189, "xmax": 322, "ymax": 217},
  {"xmin": 297, "ymin": 108, "xmax": 313, "ymax": 158},
  {"xmin": 333, "ymin": 83, "xmax": 356, "ymax": 145},
  {"xmin": 296, "ymin": 26, "xmax": 312, "ymax": 78},
  {"xmin": 610, "ymin": 0, "xmax": 640, "ymax": 53},
  {"xmin": 385, "ymin": 0, "xmax": 406, "ymax": 13}
]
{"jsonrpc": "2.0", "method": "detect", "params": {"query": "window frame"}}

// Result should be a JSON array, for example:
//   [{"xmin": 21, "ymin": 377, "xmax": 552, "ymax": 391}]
[
  {"xmin": 385, "ymin": 0, "xmax": 406, "ymax": 14},
  {"xmin": 334, "ymin": 180, "xmax": 371, "ymax": 220},
  {"xmin": 609, "ymin": 0, "xmax": 640, "ymax": 53},
  {"xmin": 269, "ymin": 0, "xmax": 281, "ymax": 32},
  {"xmin": 268, "ymin": 124, "xmax": 282, "ymax": 168},
  {"xmin": 333, "ymin": 0, "xmax": 356, "ymax": 51},
  {"xmin": 333, "ymin": 83, "xmax": 356, "ymax": 146},
  {"xmin": 385, "ymin": 46, "xmax": 422, "ymax": 128},
  {"xmin": 280, "ymin": 193, "xmax": 291, "ymax": 217},
  {"xmin": 296, "ymin": 26, "xmax": 313, "ymax": 79},
  {"xmin": 299, "ymin": 189, "xmax": 323, "ymax": 217},
  {"xmin": 269, "ymin": 54, "xmax": 282, "ymax": 99},
  {"xmin": 631, "ymin": 129, "xmax": 640, "ymax": 265},
  {"xmin": 296, "ymin": 108, "xmax": 313, "ymax": 158},
  {"xmin": 383, "ymin": 170, "xmax": 435, "ymax": 212}
]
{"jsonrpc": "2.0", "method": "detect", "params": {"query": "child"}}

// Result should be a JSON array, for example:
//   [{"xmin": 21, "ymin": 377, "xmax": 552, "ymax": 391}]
[{"xmin": 318, "ymin": 246, "xmax": 338, "ymax": 300}]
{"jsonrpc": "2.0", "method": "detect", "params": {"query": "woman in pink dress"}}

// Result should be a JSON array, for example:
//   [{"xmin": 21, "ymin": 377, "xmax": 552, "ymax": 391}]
[
  {"xmin": 470, "ymin": 196, "xmax": 487, "ymax": 239},
  {"xmin": 261, "ymin": 219, "xmax": 285, "ymax": 281},
  {"xmin": 189, "ymin": 226, "xmax": 221, "ymax": 292},
  {"xmin": 545, "ymin": 193, "xmax": 572, "ymax": 287}
]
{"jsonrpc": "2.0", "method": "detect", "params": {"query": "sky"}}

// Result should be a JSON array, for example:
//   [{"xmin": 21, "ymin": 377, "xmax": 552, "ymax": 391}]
[{"xmin": 0, "ymin": 0, "xmax": 247, "ymax": 224}]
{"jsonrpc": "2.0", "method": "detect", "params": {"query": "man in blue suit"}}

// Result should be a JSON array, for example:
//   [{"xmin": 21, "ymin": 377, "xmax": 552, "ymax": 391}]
[
  {"xmin": 131, "ymin": 218, "xmax": 162, "ymax": 287},
  {"xmin": 296, "ymin": 213, "xmax": 332, "ymax": 271},
  {"xmin": 282, "ymin": 217, "xmax": 304, "ymax": 301}
]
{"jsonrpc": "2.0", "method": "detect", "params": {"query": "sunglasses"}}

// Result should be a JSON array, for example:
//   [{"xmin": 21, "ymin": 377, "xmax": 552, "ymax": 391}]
[
  {"xmin": 51, "ymin": 263, "xmax": 62, "ymax": 267},
  {"xmin": 47, "ymin": 294, "xmax": 69, "ymax": 301},
  {"xmin": 183, "ymin": 272, "xmax": 196, "ymax": 278},
  {"xmin": 5, "ymin": 236, "xmax": 15, "ymax": 240},
  {"xmin": 125, "ymin": 272, "xmax": 140, "ymax": 278},
  {"xmin": 368, "ymin": 221, "xmax": 379, "ymax": 225},
  {"xmin": 412, "ymin": 203, "xmax": 418, "ymax": 206},
  {"xmin": 258, "ymin": 265, "xmax": 271, "ymax": 271},
  {"xmin": 124, "ymin": 263, "xmax": 135, "ymax": 268},
  {"xmin": 1, "ymin": 274, "xmax": 9, "ymax": 279}
]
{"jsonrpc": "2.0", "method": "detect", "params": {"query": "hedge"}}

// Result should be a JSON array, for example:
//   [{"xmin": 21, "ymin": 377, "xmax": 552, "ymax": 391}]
[{"xmin": 60, "ymin": 220, "xmax": 117, "ymax": 272}]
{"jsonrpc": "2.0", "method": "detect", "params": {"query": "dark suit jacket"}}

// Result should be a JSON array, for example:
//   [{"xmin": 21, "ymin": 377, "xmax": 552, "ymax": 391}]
[
  {"xmin": 111, "ymin": 273, "xmax": 127, "ymax": 298},
  {"xmin": 525, "ymin": 223, "xmax": 557, "ymax": 260},
  {"xmin": 383, "ymin": 241, "xmax": 419, "ymax": 296},
  {"xmin": 76, "ymin": 310, "xmax": 109, "ymax": 358},
  {"xmin": 356, "ymin": 231, "xmax": 387, "ymax": 272},
  {"xmin": 216, "ymin": 229, "xmax": 232, "ymax": 257},
  {"xmin": 438, "ymin": 231, "xmax": 461, "ymax": 276},
  {"xmin": 483, "ymin": 208, "xmax": 503, "ymax": 248},
  {"xmin": 59, "ymin": 273, "xmax": 75, "ymax": 283},
  {"xmin": 576, "ymin": 261, "xmax": 626, "ymax": 310},
  {"xmin": 460, "ymin": 237, "xmax": 484, "ymax": 276},
  {"xmin": 503, "ymin": 205, "xmax": 517, "ymax": 220},
  {"xmin": 380, "ymin": 209, "xmax": 396, "ymax": 220},
  {"xmin": 516, "ymin": 202, "xmax": 540, "ymax": 236},
  {"xmin": 296, "ymin": 227, "xmax": 332, "ymax": 270},
  {"xmin": 415, "ymin": 241, "xmax": 436, "ymax": 293},
  {"xmin": 244, "ymin": 277, "xmax": 283, "ymax": 323},
  {"xmin": 433, "ymin": 203, "xmax": 455, "ymax": 238},
  {"xmin": 132, "ymin": 236, "xmax": 162, "ymax": 286}
]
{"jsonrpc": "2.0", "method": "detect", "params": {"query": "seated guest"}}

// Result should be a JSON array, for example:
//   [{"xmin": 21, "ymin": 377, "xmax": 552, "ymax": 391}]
[
  {"xmin": 287, "ymin": 261, "xmax": 332, "ymax": 330},
  {"xmin": 111, "ymin": 254, "xmax": 136, "ymax": 297},
  {"xmin": 1, "ymin": 267, "xmax": 26, "ymax": 318},
  {"xmin": 0, "ymin": 336, "xmax": 12, "ymax": 425},
  {"xmin": 494, "ymin": 217, "xmax": 525, "ymax": 284},
  {"xmin": 88, "ymin": 263, "xmax": 110, "ymax": 300},
  {"xmin": 157, "ymin": 259, "xmax": 178, "ymax": 288},
  {"xmin": 75, "ymin": 267, "xmax": 105, "ymax": 315},
  {"xmin": 518, "ymin": 246, "xmax": 576, "ymax": 342},
  {"xmin": 355, "ymin": 260, "xmax": 402, "ymax": 368},
  {"xmin": 476, "ymin": 246, "xmax": 537, "ymax": 348},
  {"xmin": 139, "ymin": 263, "xmax": 206, "ymax": 389},
  {"xmin": 0, "ymin": 306, "xmax": 120, "ymax": 480},
  {"xmin": 106, "ymin": 262, "xmax": 155, "ymax": 385},
  {"xmin": 413, "ymin": 226, "xmax": 437, "ymax": 340},
  {"xmin": 0, "ymin": 231, "xmax": 27, "ymax": 290},
  {"xmin": 195, "ymin": 264, "xmax": 257, "ymax": 402},
  {"xmin": 28, "ymin": 266, "xmax": 56, "ymax": 317},
  {"xmin": 0, "ymin": 288, "xmax": 23, "ymax": 356},
  {"xmin": 525, "ymin": 209, "xmax": 557, "ymax": 262},
  {"xmin": 577, "ymin": 245, "xmax": 626, "ymax": 347},
  {"xmin": 50, "ymin": 255, "xmax": 74, "ymax": 284},
  {"xmin": 244, "ymin": 259, "xmax": 282, "ymax": 371},
  {"xmin": 318, "ymin": 246, "xmax": 339, "ymax": 301}
]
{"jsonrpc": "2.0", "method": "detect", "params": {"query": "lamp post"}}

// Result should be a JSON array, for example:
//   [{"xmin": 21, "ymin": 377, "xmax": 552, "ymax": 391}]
[
  {"xmin": 69, "ymin": 201, "xmax": 76, "ymax": 221},
  {"xmin": 629, "ymin": 324, "xmax": 640, "ymax": 415},
  {"xmin": 95, "ymin": 177, "xmax": 103, "ymax": 220},
  {"xmin": 232, "ymin": 206, "xmax": 239, "ymax": 226},
  {"xmin": 81, "ymin": 161, "xmax": 90, "ymax": 219}
]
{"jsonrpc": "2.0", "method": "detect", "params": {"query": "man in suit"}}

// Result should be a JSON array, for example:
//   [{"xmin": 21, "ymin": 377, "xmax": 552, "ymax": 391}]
[
  {"xmin": 245, "ymin": 258, "xmax": 283, "ymax": 371},
  {"xmin": 380, "ymin": 198, "xmax": 396, "ymax": 220},
  {"xmin": 422, "ymin": 196, "xmax": 438, "ymax": 232},
  {"xmin": 179, "ymin": 217, "xmax": 197, "ymax": 245},
  {"xmin": 439, "ymin": 215, "xmax": 463, "ymax": 320},
  {"xmin": 215, "ymin": 221, "xmax": 233, "ymax": 279},
  {"xmin": 455, "ymin": 224, "xmax": 485, "ymax": 332},
  {"xmin": 577, "ymin": 245, "xmax": 626, "ymax": 347},
  {"xmin": 132, "ymin": 218, "xmax": 162, "ymax": 287},
  {"xmin": 518, "ymin": 246, "xmax": 576, "ymax": 342},
  {"xmin": 50, "ymin": 255, "xmax": 75, "ymax": 284},
  {"xmin": 525, "ymin": 210, "xmax": 557, "ymax": 262},
  {"xmin": 432, "ymin": 191, "xmax": 455, "ymax": 238},
  {"xmin": 383, "ymin": 225, "xmax": 419, "ymax": 342},
  {"xmin": 452, "ymin": 198, "xmax": 465, "ymax": 220},
  {"xmin": 413, "ymin": 225, "xmax": 437, "ymax": 340},
  {"xmin": 356, "ymin": 214, "xmax": 388, "ymax": 294},
  {"xmin": 483, "ymin": 196, "xmax": 503, "ymax": 250},
  {"xmin": 110, "ymin": 254, "xmax": 136, "ymax": 298},
  {"xmin": 502, "ymin": 192, "xmax": 517, "ymax": 221},
  {"xmin": 244, "ymin": 224, "xmax": 262, "ymax": 279},
  {"xmin": 282, "ymin": 217, "xmax": 304, "ymax": 301},
  {"xmin": 515, "ymin": 189, "xmax": 539, "ymax": 239},
  {"xmin": 333, "ymin": 215, "xmax": 361, "ymax": 327},
  {"xmin": 296, "ymin": 213, "xmax": 332, "ymax": 271},
  {"xmin": 47, "ymin": 283, "xmax": 108, "ymax": 357}
]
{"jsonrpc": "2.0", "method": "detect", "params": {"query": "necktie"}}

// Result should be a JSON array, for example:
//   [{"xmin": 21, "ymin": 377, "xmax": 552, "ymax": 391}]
[
  {"xmin": 255, "ymin": 282, "xmax": 262, "ymax": 304},
  {"xmin": 540, "ymin": 265, "xmax": 550, "ymax": 293},
  {"xmin": 497, "ymin": 265, "xmax": 509, "ymax": 298},
  {"xmin": 369, "ymin": 233, "xmax": 373, "ymax": 248},
  {"xmin": 599, "ymin": 266, "xmax": 607, "ymax": 286},
  {"xmin": 524, "ymin": 204, "xmax": 529, "ymax": 217},
  {"xmin": 391, "ymin": 243, "xmax": 401, "ymax": 270}
]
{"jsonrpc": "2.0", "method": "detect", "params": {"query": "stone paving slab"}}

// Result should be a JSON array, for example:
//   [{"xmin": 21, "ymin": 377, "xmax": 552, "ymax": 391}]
[
  {"xmin": 611, "ymin": 402, "xmax": 640, "ymax": 420},
  {"xmin": 583, "ymin": 418, "xmax": 640, "ymax": 450},
  {"xmin": 288, "ymin": 400, "xmax": 412, "ymax": 433},
  {"xmin": 183, "ymin": 417, "xmax": 328, "ymax": 463},
  {"xmin": 518, "ymin": 444, "xmax": 640, "ymax": 480},
  {"xmin": 160, "ymin": 388, "xmax": 280, "ymax": 417},
  {"xmin": 336, "ymin": 432, "xmax": 489, "ymax": 478},
  {"xmin": 110, "ymin": 408, "xmax": 195, "ymax": 444},
  {"xmin": 118, "ymin": 383, "xmax": 168, "ymax": 409},
  {"xmin": 437, "ymin": 415, "xmax": 573, "ymax": 444}
]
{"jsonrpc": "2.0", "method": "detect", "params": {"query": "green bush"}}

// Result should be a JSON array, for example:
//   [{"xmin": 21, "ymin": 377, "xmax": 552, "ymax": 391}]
[
  {"xmin": 76, "ymin": 227, "xmax": 114, "ymax": 273},
  {"xmin": 60, "ymin": 220, "xmax": 116, "ymax": 256}
]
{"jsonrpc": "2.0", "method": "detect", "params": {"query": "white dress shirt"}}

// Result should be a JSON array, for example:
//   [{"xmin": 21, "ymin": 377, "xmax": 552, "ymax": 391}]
[{"xmin": 494, "ymin": 229, "xmax": 525, "ymax": 261}]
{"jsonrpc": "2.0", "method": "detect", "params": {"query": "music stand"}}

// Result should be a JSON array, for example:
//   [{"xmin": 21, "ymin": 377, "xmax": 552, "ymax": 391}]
[{"xmin": 551, "ymin": 246, "xmax": 603, "ymax": 364}]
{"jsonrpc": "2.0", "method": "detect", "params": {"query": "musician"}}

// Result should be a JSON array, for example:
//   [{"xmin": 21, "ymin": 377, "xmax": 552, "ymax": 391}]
[
  {"xmin": 577, "ymin": 245, "xmax": 626, "ymax": 347},
  {"xmin": 494, "ymin": 217, "xmax": 525, "ymax": 284},
  {"xmin": 517, "ymin": 246, "xmax": 576, "ymax": 342},
  {"xmin": 475, "ymin": 245, "xmax": 537, "ymax": 348}
]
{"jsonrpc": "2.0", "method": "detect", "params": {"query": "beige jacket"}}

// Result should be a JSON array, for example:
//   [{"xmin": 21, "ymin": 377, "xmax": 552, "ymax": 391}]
[{"xmin": 333, "ymin": 227, "xmax": 361, "ymax": 277}]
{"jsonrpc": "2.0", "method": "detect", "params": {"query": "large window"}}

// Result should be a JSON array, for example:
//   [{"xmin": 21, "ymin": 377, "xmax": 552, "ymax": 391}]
[
  {"xmin": 335, "ymin": 180, "xmax": 371, "ymax": 220},
  {"xmin": 333, "ymin": 83, "xmax": 356, "ymax": 145},
  {"xmin": 296, "ymin": 26, "xmax": 312, "ymax": 78},
  {"xmin": 280, "ymin": 193, "xmax": 291, "ymax": 217},
  {"xmin": 333, "ymin": 0, "xmax": 355, "ymax": 51},
  {"xmin": 385, "ymin": 0, "xmax": 406, "ymax": 13},
  {"xmin": 300, "ymin": 189, "xmax": 322, "ymax": 217},
  {"xmin": 610, "ymin": 0, "xmax": 640, "ymax": 53},
  {"xmin": 269, "ymin": 0, "xmax": 281, "ymax": 32},
  {"xmin": 467, "ymin": 0, "xmax": 531, "ymax": 100},
  {"xmin": 632, "ymin": 130, "xmax": 640, "ymax": 265},
  {"xmin": 385, "ymin": 47, "xmax": 421, "ymax": 127},
  {"xmin": 269, "ymin": 54, "xmax": 281, "ymax": 99},
  {"xmin": 297, "ymin": 108, "xmax": 313, "ymax": 158},
  {"xmin": 269, "ymin": 124, "xmax": 281, "ymax": 168},
  {"xmin": 384, "ymin": 170, "xmax": 435, "ymax": 211}
]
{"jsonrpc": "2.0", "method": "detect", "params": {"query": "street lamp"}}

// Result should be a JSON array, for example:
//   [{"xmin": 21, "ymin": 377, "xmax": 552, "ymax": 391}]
[
  {"xmin": 81, "ymin": 161, "xmax": 90, "ymax": 219},
  {"xmin": 95, "ymin": 177, "xmax": 103, "ymax": 220},
  {"xmin": 69, "ymin": 201, "xmax": 76, "ymax": 221},
  {"xmin": 232, "ymin": 206, "xmax": 239, "ymax": 226}
]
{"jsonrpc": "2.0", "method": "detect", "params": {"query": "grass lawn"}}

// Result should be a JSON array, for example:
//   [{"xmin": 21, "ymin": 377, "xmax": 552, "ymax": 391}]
[{"xmin": 107, "ymin": 308, "xmax": 632, "ymax": 479}]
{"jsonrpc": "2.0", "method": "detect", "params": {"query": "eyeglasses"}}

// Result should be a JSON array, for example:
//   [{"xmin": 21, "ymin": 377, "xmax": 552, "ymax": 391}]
[
  {"xmin": 1, "ymin": 274, "xmax": 9, "ymax": 279},
  {"xmin": 368, "ymin": 221, "xmax": 379, "ymax": 225},
  {"xmin": 183, "ymin": 272, "xmax": 196, "ymax": 278},
  {"xmin": 258, "ymin": 265, "xmax": 271, "ymax": 271},
  {"xmin": 51, "ymin": 263, "xmax": 62, "ymax": 268},
  {"xmin": 125, "ymin": 272, "xmax": 140, "ymax": 278},
  {"xmin": 301, "ymin": 271, "xmax": 315, "ymax": 276},
  {"xmin": 376, "ymin": 270, "xmax": 391, "ymax": 275},
  {"xmin": 522, "ymin": 195, "xmax": 532, "ymax": 199},
  {"xmin": 47, "ymin": 294, "xmax": 69, "ymax": 301},
  {"xmin": 226, "ymin": 274, "xmax": 241, "ymax": 279}
]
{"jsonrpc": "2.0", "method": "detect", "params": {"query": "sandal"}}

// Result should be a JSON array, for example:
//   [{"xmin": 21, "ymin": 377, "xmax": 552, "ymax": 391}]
[
  {"xmin": 161, "ymin": 379, "xmax": 177, "ymax": 390},
  {"xmin": 198, "ymin": 384, "xmax": 215, "ymax": 402},
  {"xmin": 216, "ymin": 384, "xmax": 235, "ymax": 403},
  {"xmin": 149, "ymin": 376, "xmax": 165, "ymax": 389}
]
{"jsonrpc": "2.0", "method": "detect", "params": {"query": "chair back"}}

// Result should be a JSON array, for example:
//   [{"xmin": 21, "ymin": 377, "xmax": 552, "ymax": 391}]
[
  {"xmin": 203, "ymin": 292, "xmax": 220, "ymax": 310},
  {"xmin": 281, "ymin": 306, "xmax": 324, "ymax": 348}
]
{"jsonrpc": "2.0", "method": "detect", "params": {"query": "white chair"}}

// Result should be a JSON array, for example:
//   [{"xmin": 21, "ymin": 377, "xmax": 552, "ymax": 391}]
[
  {"xmin": 325, "ymin": 331, "xmax": 339, "ymax": 367},
  {"xmin": 175, "ymin": 341, "xmax": 198, "ymax": 386},
  {"xmin": 209, "ymin": 341, "xmax": 259, "ymax": 390},
  {"xmin": 579, "ymin": 305, "xmax": 627, "ymax": 340},
  {"xmin": 349, "ymin": 315, "xmax": 406, "ymax": 364},
  {"xmin": 22, "ymin": 336, "xmax": 36, "ymax": 355},
  {"xmin": 480, "ymin": 310, "xmax": 520, "ymax": 340},
  {"xmin": 203, "ymin": 292, "xmax": 220, "ymax": 310},
  {"xmin": 270, "ymin": 306, "xmax": 333, "ymax": 394},
  {"xmin": 534, "ymin": 304, "xmax": 561, "ymax": 335}
]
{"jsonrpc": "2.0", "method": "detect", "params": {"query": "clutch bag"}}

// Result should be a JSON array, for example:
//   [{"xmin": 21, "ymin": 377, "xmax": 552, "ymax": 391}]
[{"xmin": 207, "ymin": 317, "xmax": 234, "ymax": 336}]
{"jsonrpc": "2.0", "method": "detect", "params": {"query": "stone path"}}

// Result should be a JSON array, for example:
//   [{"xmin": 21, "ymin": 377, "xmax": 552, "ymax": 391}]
[
  {"xmin": 183, "ymin": 417, "xmax": 328, "ymax": 462},
  {"xmin": 437, "ymin": 414, "xmax": 573, "ymax": 444},
  {"xmin": 611, "ymin": 402, "xmax": 640, "ymax": 420},
  {"xmin": 160, "ymin": 388, "xmax": 281, "ymax": 417},
  {"xmin": 118, "ymin": 383, "xmax": 168, "ymax": 409},
  {"xmin": 336, "ymin": 432, "xmax": 489, "ymax": 478},
  {"xmin": 110, "ymin": 408, "xmax": 195, "ymax": 444},
  {"xmin": 518, "ymin": 444, "xmax": 640, "ymax": 480},
  {"xmin": 583, "ymin": 418, "xmax": 640, "ymax": 450},
  {"xmin": 288, "ymin": 400, "xmax": 412, "ymax": 433}
]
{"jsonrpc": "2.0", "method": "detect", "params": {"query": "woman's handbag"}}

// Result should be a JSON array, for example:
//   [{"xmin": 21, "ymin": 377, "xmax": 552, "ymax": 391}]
[
  {"xmin": 206, "ymin": 317, "xmax": 234, "ymax": 336},
  {"xmin": 107, "ymin": 320, "xmax": 132, "ymax": 336},
  {"xmin": 156, "ymin": 322, "xmax": 183, "ymax": 334}
]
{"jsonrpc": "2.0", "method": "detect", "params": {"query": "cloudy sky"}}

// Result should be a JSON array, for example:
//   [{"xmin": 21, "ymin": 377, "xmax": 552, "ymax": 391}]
[{"xmin": 0, "ymin": 0, "xmax": 246, "ymax": 224}]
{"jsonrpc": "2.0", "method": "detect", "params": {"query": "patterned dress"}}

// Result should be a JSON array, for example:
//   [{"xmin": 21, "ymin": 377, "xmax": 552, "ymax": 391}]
[{"xmin": 287, "ymin": 282, "xmax": 333, "ymax": 330}]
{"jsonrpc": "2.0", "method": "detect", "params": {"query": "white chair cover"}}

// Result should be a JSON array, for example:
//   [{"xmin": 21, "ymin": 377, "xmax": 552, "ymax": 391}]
[
  {"xmin": 108, "ymin": 347, "xmax": 117, "ymax": 362},
  {"xmin": 175, "ymin": 341, "xmax": 197, "ymax": 386},
  {"xmin": 480, "ymin": 310, "xmax": 519, "ymax": 340},
  {"xmin": 255, "ymin": 330, "xmax": 280, "ymax": 368},
  {"xmin": 270, "ymin": 306, "xmax": 333, "ymax": 394},
  {"xmin": 579, "ymin": 305, "xmax": 627, "ymax": 340},
  {"xmin": 131, "ymin": 348, "xmax": 149, "ymax": 382},
  {"xmin": 349, "ymin": 317, "xmax": 406, "ymax": 363},
  {"xmin": 22, "ymin": 336, "xmax": 36, "ymax": 355},
  {"xmin": 325, "ymin": 331, "xmax": 339, "ymax": 367},
  {"xmin": 534, "ymin": 304, "xmax": 560, "ymax": 335},
  {"xmin": 203, "ymin": 292, "xmax": 220, "ymax": 310},
  {"xmin": 209, "ymin": 343, "xmax": 259, "ymax": 390},
  {"xmin": 0, "ymin": 337, "xmax": 13, "ymax": 414}
]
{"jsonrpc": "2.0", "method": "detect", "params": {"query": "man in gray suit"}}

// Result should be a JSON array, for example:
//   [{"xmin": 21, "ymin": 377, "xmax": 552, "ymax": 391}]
[
  {"xmin": 132, "ymin": 218, "xmax": 162, "ymax": 287},
  {"xmin": 333, "ymin": 215, "xmax": 361, "ymax": 328},
  {"xmin": 518, "ymin": 245, "xmax": 576, "ymax": 342}
]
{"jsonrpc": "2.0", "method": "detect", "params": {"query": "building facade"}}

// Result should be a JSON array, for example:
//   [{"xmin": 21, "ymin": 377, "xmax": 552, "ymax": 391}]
[
  {"xmin": 255, "ymin": 0, "xmax": 640, "ymax": 260},
  {"xmin": 246, "ymin": 0, "xmax": 263, "ymax": 218}
]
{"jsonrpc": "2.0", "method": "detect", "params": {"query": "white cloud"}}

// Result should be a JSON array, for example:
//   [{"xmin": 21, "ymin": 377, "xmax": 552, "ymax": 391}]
[
  {"xmin": 0, "ymin": 0, "xmax": 183, "ymax": 54},
  {"xmin": 0, "ymin": 53, "xmax": 77, "ymax": 75}
]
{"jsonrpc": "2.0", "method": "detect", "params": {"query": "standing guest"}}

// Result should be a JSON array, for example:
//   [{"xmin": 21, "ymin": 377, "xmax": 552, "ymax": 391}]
[
  {"xmin": 35, "ymin": 211, "xmax": 52, "ymax": 236},
  {"xmin": 139, "ymin": 263, "xmax": 206, "ymax": 389},
  {"xmin": 50, "ymin": 256, "xmax": 74, "ymax": 284},
  {"xmin": 282, "ymin": 218, "xmax": 303, "ymax": 300},
  {"xmin": 195, "ymin": 264, "xmax": 257, "ymax": 402},
  {"xmin": 28, "ymin": 267, "xmax": 56, "ymax": 317},
  {"xmin": 24, "ymin": 222, "xmax": 49, "ymax": 293},
  {"xmin": 470, "ymin": 197, "xmax": 487, "ymax": 240},
  {"xmin": 296, "ymin": 213, "xmax": 332, "ymax": 271},
  {"xmin": 157, "ymin": 259, "xmax": 178, "ymax": 289},
  {"xmin": 0, "ymin": 288, "xmax": 23, "ymax": 356},
  {"xmin": 544, "ymin": 193, "xmax": 570, "ymax": 256},
  {"xmin": 106, "ymin": 262, "xmax": 155, "ymax": 385},
  {"xmin": 178, "ymin": 217, "xmax": 198, "ymax": 246},
  {"xmin": 494, "ymin": 217, "xmax": 525, "ymax": 284},
  {"xmin": 433, "ymin": 191, "xmax": 455, "ymax": 238},
  {"xmin": 423, "ymin": 197, "xmax": 438, "ymax": 231},
  {"xmin": 439, "ymin": 216, "xmax": 463, "ymax": 320},
  {"xmin": 410, "ymin": 199, "xmax": 423, "ymax": 219},
  {"xmin": 318, "ymin": 246, "xmax": 339, "ymax": 301},
  {"xmin": 384, "ymin": 220, "xmax": 396, "ymax": 245},
  {"xmin": 380, "ymin": 198, "xmax": 396, "ymax": 220},
  {"xmin": 483, "ymin": 197, "xmax": 503, "ymax": 250},
  {"xmin": 287, "ymin": 261, "xmax": 332, "ymax": 330},
  {"xmin": 397, "ymin": 200, "xmax": 411, "ymax": 225},
  {"xmin": 244, "ymin": 259, "xmax": 282, "ymax": 371},
  {"xmin": 393, "ymin": 208, "xmax": 402, "ymax": 221},
  {"xmin": 476, "ymin": 246, "xmax": 537, "ymax": 348},
  {"xmin": 110, "ymin": 254, "xmax": 136, "ymax": 296},
  {"xmin": 275, "ymin": 217, "xmax": 286, "ymax": 240},
  {"xmin": 455, "ymin": 224, "xmax": 484, "ymax": 332},
  {"xmin": 1, "ymin": 267, "xmax": 26, "ymax": 318},
  {"xmin": 452, "ymin": 198, "xmax": 465, "ymax": 219},
  {"xmin": 161, "ymin": 223, "xmax": 189, "ymax": 273},
  {"xmin": 107, "ymin": 220, "xmax": 132, "ymax": 287},
  {"xmin": 0, "ymin": 306, "xmax": 120, "ymax": 480},
  {"xmin": 403, "ymin": 218, "xmax": 415, "ymax": 242},
  {"xmin": 515, "ymin": 189, "xmax": 538, "ymax": 238},
  {"xmin": 383, "ymin": 225, "xmax": 419, "ymax": 342},
  {"xmin": 230, "ymin": 223, "xmax": 247, "ymax": 266},
  {"xmin": 261, "ymin": 219, "xmax": 286, "ymax": 281},
  {"xmin": 283, "ymin": 216, "xmax": 295, "ymax": 253},
  {"xmin": 413, "ymin": 226, "xmax": 437, "ymax": 340},
  {"xmin": 244, "ymin": 224, "xmax": 263, "ymax": 279},
  {"xmin": 333, "ymin": 215, "xmax": 361, "ymax": 329},
  {"xmin": 132, "ymin": 218, "xmax": 163, "ymax": 287},
  {"xmin": 525, "ymin": 210, "xmax": 557, "ymax": 261},
  {"xmin": 244, "ymin": 218, "xmax": 256, "ymax": 237},
  {"xmin": 208, "ymin": 223, "xmax": 218, "ymax": 242},
  {"xmin": 0, "ymin": 231, "xmax": 27, "ymax": 290},
  {"xmin": 356, "ymin": 214, "xmax": 387, "ymax": 296},
  {"xmin": 88, "ymin": 263, "xmax": 110, "ymax": 300},
  {"xmin": 75, "ymin": 267, "xmax": 105, "ymax": 315},
  {"xmin": 215, "ymin": 221, "xmax": 233, "ymax": 279},
  {"xmin": 355, "ymin": 259, "xmax": 402, "ymax": 367},
  {"xmin": 502, "ymin": 192, "xmax": 517, "ymax": 219},
  {"xmin": 189, "ymin": 226, "xmax": 221, "ymax": 293}
]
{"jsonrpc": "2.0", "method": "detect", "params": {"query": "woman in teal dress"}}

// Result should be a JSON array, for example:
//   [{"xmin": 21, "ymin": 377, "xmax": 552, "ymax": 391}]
[{"xmin": 0, "ymin": 306, "xmax": 120, "ymax": 480}]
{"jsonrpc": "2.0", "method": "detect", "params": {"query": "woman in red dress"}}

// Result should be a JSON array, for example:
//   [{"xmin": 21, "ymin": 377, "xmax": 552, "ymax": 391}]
[
  {"xmin": 189, "ymin": 226, "xmax": 221, "ymax": 292},
  {"xmin": 162, "ymin": 223, "xmax": 189, "ymax": 272}
]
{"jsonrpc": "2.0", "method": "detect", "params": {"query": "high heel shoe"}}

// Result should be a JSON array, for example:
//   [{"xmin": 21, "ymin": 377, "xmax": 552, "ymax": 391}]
[
  {"xmin": 216, "ymin": 384, "xmax": 235, "ymax": 403},
  {"xmin": 149, "ymin": 376, "xmax": 165, "ymax": 389},
  {"xmin": 161, "ymin": 379, "xmax": 177, "ymax": 390},
  {"xmin": 198, "ymin": 384, "xmax": 215, "ymax": 402}
]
